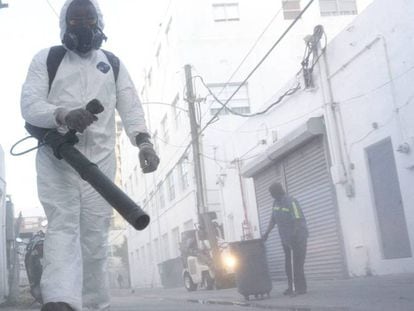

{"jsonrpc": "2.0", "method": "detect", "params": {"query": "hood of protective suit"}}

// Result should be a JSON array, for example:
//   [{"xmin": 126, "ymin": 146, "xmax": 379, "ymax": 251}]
[{"xmin": 59, "ymin": 0, "xmax": 105, "ymax": 41}]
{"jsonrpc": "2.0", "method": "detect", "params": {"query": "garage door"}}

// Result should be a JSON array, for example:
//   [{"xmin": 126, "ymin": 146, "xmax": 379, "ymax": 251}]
[{"xmin": 254, "ymin": 136, "xmax": 347, "ymax": 280}]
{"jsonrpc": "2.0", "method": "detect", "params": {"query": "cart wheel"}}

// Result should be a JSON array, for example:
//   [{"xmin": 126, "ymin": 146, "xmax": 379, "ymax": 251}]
[{"xmin": 183, "ymin": 272, "xmax": 197, "ymax": 292}]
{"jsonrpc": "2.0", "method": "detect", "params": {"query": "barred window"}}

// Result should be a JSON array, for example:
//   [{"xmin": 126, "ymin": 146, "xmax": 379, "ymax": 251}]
[
  {"xmin": 208, "ymin": 83, "xmax": 250, "ymax": 116},
  {"xmin": 212, "ymin": 3, "xmax": 240, "ymax": 22},
  {"xmin": 282, "ymin": 0, "xmax": 301, "ymax": 20},
  {"xmin": 319, "ymin": 0, "xmax": 357, "ymax": 16}
]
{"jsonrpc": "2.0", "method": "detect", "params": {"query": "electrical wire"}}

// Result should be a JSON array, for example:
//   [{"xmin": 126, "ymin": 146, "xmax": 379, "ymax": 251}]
[
  {"xmin": 348, "ymin": 114, "xmax": 395, "ymax": 153},
  {"xmin": 196, "ymin": 5, "xmax": 284, "ymax": 121},
  {"xmin": 339, "ymin": 63, "xmax": 414, "ymax": 105},
  {"xmin": 196, "ymin": 75, "xmax": 301, "ymax": 117},
  {"xmin": 45, "ymin": 0, "xmax": 59, "ymax": 18},
  {"xmin": 125, "ymin": 0, "xmax": 316, "ymax": 206},
  {"xmin": 199, "ymin": 0, "xmax": 315, "ymax": 133}
]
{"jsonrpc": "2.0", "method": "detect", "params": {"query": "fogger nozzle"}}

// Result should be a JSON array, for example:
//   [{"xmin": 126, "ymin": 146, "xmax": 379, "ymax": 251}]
[{"xmin": 24, "ymin": 99, "xmax": 150, "ymax": 231}]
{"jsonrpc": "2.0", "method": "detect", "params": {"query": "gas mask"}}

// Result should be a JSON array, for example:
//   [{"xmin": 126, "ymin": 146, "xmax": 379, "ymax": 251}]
[{"xmin": 62, "ymin": 0, "xmax": 107, "ymax": 54}]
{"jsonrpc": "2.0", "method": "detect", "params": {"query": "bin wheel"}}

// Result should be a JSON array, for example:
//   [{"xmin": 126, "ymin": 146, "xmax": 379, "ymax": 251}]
[
  {"xmin": 184, "ymin": 273, "xmax": 197, "ymax": 292},
  {"xmin": 203, "ymin": 271, "xmax": 214, "ymax": 290}
]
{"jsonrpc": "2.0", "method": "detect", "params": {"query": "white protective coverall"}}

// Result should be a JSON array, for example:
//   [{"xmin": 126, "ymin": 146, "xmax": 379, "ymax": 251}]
[{"xmin": 20, "ymin": 1, "xmax": 148, "ymax": 310}]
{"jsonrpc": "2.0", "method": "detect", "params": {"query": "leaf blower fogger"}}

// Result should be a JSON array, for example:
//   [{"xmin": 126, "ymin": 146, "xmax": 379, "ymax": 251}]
[{"xmin": 18, "ymin": 99, "xmax": 150, "ymax": 231}]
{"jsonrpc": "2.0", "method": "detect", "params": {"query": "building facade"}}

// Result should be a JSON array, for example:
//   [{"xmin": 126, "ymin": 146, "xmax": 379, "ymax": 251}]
[
  {"xmin": 240, "ymin": 0, "xmax": 414, "ymax": 278},
  {"xmin": 0, "ymin": 145, "xmax": 8, "ymax": 302},
  {"xmin": 119, "ymin": 0, "xmax": 375, "ymax": 287}
]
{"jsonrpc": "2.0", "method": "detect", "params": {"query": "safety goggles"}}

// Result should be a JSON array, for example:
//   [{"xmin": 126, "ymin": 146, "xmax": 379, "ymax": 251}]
[{"xmin": 67, "ymin": 16, "xmax": 98, "ymax": 27}]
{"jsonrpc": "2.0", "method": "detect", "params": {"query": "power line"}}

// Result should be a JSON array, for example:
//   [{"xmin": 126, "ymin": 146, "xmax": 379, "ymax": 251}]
[
  {"xmin": 144, "ymin": 0, "xmax": 315, "ymax": 197},
  {"xmin": 128, "ymin": 1, "xmax": 315, "ymax": 208},
  {"xmin": 200, "ymin": 0, "xmax": 315, "ymax": 133},
  {"xmin": 196, "ymin": 75, "xmax": 301, "ymax": 117},
  {"xmin": 45, "ymin": 0, "xmax": 59, "ymax": 17},
  {"xmin": 338, "ymin": 63, "xmax": 414, "ymax": 105},
  {"xmin": 197, "ymin": 5, "xmax": 284, "ymax": 121}
]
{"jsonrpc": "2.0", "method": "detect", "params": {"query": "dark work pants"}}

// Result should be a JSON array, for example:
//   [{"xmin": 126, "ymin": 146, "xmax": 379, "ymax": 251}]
[{"xmin": 283, "ymin": 237, "xmax": 307, "ymax": 292}]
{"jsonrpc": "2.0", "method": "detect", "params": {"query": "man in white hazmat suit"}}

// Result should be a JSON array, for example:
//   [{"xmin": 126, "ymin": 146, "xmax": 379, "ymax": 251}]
[{"xmin": 20, "ymin": 0, "xmax": 159, "ymax": 310}]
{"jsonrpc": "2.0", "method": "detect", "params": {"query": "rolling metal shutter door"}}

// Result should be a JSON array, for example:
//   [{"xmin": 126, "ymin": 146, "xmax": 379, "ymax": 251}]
[
  {"xmin": 254, "ymin": 137, "xmax": 346, "ymax": 280},
  {"xmin": 284, "ymin": 137, "xmax": 346, "ymax": 279},
  {"xmin": 254, "ymin": 164, "xmax": 286, "ymax": 280}
]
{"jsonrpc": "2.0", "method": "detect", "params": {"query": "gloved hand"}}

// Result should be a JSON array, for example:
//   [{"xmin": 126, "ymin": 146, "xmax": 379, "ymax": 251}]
[
  {"xmin": 56, "ymin": 108, "xmax": 97, "ymax": 133},
  {"xmin": 138, "ymin": 142, "xmax": 160, "ymax": 173},
  {"xmin": 262, "ymin": 232, "xmax": 269, "ymax": 241}
]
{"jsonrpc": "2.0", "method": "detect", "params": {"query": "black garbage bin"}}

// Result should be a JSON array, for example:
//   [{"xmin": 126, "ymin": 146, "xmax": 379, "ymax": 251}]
[
  {"xmin": 158, "ymin": 257, "xmax": 183, "ymax": 288},
  {"xmin": 229, "ymin": 238, "xmax": 272, "ymax": 300}
]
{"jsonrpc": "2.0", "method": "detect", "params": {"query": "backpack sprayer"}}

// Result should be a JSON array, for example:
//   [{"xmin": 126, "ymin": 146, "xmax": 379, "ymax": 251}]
[{"xmin": 14, "ymin": 99, "xmax": 149, "ymax": 231}]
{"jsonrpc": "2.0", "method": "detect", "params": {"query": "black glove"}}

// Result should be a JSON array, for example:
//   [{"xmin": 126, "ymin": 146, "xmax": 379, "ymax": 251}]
[
  {"xmin": 57, "ymin": 108, "xmax": 98, "ymax": 133},
  {"xmin": 138, "ymin": 142, "xmax": 160, "ymax": 173}
]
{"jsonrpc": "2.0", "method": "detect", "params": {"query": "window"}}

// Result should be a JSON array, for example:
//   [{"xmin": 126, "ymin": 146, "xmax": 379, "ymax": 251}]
[
  {"xmin": 162, "ymin": 233, "xmax": 170, "ymax": 260},
  {"xmin": 179, "ymin": 158, "xmax": 189, "ymax": 190},
  {"xmin": 146, "ymin": 243, "xmax": 152, "ymax": 264},
  {"xmin": 153, "ymin": 130, "xmax": 160, "ymax": 154},
  {"xmin": 128, "ymin": 174, "xmax": 134, "ymax": 194},
  {"xmin": 161, "ymin": 114, "xmax": 169, "ymax": 143},
  {"xmin": 167, "ymin": 171, "xmax": 176, "ymax": 201},
  {"xmin": 135, "ymin": 249, "xmax": 140, "ymax": 262},
  {"xmin": 171, "ymin": 227, "xmax": 180, "ymax": 257},
  {"xmin": 171, "ymin": 94, "xmax": 181, "ymax": 129},
  {"xmin": 140, "ymin": 86, "xmax": 146, "ymax": 99},
  {"xmin": 208, "ymin": 83, "xmax": 250, "ymax": 116},
  {"xmin": 153, "ymin": 238, "xmax": 160, "ymax": 263},
  {"xmin": 282, "ymin": 0, "xmax": 301, "ymax": 20},
  {"xmin": 158, "ymin": 182, "xmax": 165, "ymax": 209},
  {"xmin": 155, "ymin": 44, "xmax": 161, "ymax": 66},
  {"xmin": 319, "ymin": 0, "xmax": 357, "ymax": 16},
  {"xmin": 141, "ymin": 246, "xmax": 145, "ymax": 265},
  {"xmin": 183, "ymin": 219, "xmax": 194, "ymax": 231},
  {"xmin": 212, "ymin": 3, "xmax": 240, "ymax": 22},
  {"xmin": 149, "ymin": 191, "xmax": 155, "ymax": 217},
  {"xmin": 165, "ymin": 17, "xmax": 172, "ymax": 44},
  {"xmin": 147, "ymin": 68, "xmax": 152, "ymax": 86},
  {"xmin": 134, "ymin": 166, "xmax": 139, "ymax": 190}
]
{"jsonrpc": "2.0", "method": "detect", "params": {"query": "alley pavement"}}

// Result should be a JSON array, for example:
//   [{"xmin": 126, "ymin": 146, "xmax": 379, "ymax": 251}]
[
  {"xmin": 120, "ymin": 273, "xmax": 414, "ymax": 311},
  {"xmin": 1, "ymin": 273, "xmax": 413, "ymax": 310}
]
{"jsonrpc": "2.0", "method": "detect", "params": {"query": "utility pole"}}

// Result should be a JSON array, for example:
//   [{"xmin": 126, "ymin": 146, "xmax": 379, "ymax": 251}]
[
  {"xmin": 184, "ymin": 64, "xmax": 206, "ymax": 215},
  {"xmin": 185, "ymin": 64, "xmax": 227, "ymax": 284}
]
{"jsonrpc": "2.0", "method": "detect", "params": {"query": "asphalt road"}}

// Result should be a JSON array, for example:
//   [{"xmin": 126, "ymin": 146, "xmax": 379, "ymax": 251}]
[
  {"xmin": 1, "ymin": 296, "xmax": 278, "ymax": 311},
  {"xmin": 111, "ymin": 295, "xmax": 283, "ymax": 311}
]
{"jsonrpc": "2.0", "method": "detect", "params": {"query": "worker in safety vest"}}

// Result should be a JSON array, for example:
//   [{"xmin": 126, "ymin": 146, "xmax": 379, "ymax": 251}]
[{"xmin": 262, "ymin": 182, "xmax": 308, "ymax": 295}]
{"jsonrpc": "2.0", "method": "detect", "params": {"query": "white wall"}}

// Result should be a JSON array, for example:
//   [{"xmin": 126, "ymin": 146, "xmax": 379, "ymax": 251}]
[
  {"xmin": 0, "ymin": 146, "xmax": 8, "ymax": 302},
  {"xmin": 322, "ymin": 0, "xmax": 414, "ymax": 275},
  {"xmin": 120, "ymin": 0, "xmax": 376, "ymax": 287},
  {"xmin": 232, "ymin": 0, "xmax": 414, "ymax": 276}
]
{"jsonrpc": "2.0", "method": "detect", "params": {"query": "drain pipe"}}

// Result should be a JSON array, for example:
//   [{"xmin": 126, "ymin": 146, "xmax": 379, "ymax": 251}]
[{"xmin": 317, "ymin": 45, "xmax": 355, "ymax": 197}]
